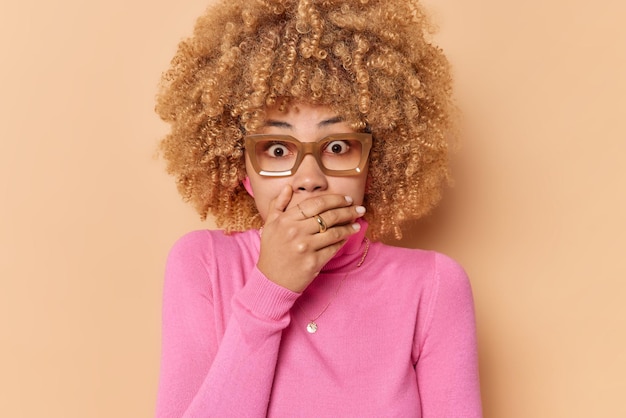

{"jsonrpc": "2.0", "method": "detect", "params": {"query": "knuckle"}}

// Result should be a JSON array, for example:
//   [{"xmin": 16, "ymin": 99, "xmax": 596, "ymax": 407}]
[
  {"xmin": 295, "ymin": 241, "xmax": 308, "ymax": 254},
  {"xmin": 285, "ymin": 225, "xmax": 299, "ymax": 240}
]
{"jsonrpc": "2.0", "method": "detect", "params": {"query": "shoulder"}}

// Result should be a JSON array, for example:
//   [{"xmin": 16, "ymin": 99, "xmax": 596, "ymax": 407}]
[
  {"xmin": 371, "ymin": 242, "xmax": 471, "ymax": 294},
  {"xmin": 164, "ymin": 229, "xmax": 260, "ymax": 283},
  {"xmin": 432, "ymin": 252, "xmax": 470, "ymax": 287},
  {"xmin": 376, "ymin": 247, "xmax": 477, "ymax": 355},
  {"xmin": 167, "ymin": 229, "xmax": 212, "ymax": 256},
  {"xmin": 168, "ymin": 229, "xmax": 258, "ymax": 261},
  {"xmin": 372, "ymin": 243, "xmax": 463, "ymax": 274}
]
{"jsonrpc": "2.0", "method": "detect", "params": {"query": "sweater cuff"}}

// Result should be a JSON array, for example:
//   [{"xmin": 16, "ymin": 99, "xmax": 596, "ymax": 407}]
[{"xmin": 234, "ymin": 266, "xmax": 300, "ymax": 322}]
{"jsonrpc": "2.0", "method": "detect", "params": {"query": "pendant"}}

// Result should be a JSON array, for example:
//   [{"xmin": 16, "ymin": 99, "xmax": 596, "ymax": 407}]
[{"xmin": 306, "ymin": 321, "xmax": 318, "ymax": 333}]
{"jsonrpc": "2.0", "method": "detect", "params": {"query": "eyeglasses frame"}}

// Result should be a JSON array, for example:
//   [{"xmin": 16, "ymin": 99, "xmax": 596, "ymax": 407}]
[{"xmin": 244, "ymin": 133, "xmax": 372, "ymax": 177}]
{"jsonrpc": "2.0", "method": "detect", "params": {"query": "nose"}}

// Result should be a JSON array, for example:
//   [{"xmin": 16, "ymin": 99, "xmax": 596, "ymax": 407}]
[{"xmin": 292, "ymin": 154, "xmax": 328, "ymax": 193}]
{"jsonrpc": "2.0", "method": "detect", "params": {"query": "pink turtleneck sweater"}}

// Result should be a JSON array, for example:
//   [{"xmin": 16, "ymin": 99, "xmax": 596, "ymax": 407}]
[{"xmin": 156, "ymin": 222, "xmax": 482, "ymax": 417}]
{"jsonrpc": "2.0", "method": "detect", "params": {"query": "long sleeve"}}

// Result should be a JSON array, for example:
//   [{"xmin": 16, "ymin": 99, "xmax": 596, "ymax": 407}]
[
  {"xmin": 155, "ymin": 232, "xmax": 300, "ymax": 417},
  {"xmin": 414, "ymin": 253, "xmax": 482, "ymax": 418}
]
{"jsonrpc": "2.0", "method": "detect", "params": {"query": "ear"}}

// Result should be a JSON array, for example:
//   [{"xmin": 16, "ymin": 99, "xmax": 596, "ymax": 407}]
[{"xmin": 242, "ymin": 176, "xmax": 254, "ymax": 197}]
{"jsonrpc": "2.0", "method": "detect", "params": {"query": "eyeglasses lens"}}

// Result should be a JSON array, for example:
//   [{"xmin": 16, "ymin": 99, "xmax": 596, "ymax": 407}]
[{"xmin": 253, "ymin": 137, "xmax": 364, "ymax": 174}]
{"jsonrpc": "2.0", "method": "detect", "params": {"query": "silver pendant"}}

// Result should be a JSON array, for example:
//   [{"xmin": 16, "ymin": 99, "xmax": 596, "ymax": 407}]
[{"xmin": 306, "ymin": 321, "xmax": 318, "ymax": 333}]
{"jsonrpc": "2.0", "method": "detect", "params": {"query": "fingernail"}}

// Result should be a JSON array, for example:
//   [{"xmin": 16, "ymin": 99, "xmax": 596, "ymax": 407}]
[
  {"xmin": 352, "ymin": 222, "xmax": 361, "ymax": 231},
  {"xmin": 345, "ymin": 196, "xmax": 353, "ymax": 204},
  {"xmin": 355, "ymin": 206, "xmax": 366, "ymax": 215}
]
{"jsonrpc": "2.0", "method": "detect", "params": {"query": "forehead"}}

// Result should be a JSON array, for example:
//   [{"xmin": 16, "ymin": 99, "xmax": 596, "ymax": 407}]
[
  {"xmin": 265, "ymin": 102, "xmax": 337, "ymax": 122},
  {"xmin": 261, "ymin": 102, "xmax": 355, "ymax": 134}
]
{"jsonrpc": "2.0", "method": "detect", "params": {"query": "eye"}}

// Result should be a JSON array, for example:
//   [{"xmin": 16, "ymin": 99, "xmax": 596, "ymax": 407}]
[
  {"xmin": 264, "ymin": 142, "xmax": 291, "ymax": 158},
  {"xmin": 324, "ymin": 140, "xmax": 350, "ymax": 155}
]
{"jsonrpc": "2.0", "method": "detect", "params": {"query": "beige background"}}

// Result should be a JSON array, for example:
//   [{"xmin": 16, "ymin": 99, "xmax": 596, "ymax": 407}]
[{"xmin": 1, "ymin": 0, "xmax": 624, "ymax": 417}]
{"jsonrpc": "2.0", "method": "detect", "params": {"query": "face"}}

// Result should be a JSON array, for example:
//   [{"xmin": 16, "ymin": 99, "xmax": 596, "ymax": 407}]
[{"xmin": 244, "ymin": 102, "xmax": 369, "ymax": 221}]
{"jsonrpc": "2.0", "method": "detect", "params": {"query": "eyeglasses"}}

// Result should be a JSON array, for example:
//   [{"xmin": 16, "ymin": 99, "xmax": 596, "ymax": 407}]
[{"xmin": 244, "ymin": 133, "xmax": 372, "ymax": 177}]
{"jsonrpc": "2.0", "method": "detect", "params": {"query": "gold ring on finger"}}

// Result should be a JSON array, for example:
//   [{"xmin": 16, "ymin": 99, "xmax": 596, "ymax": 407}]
[{"xmin": 315, "ymin": 214, "xmax": 328, "ymax": 233}]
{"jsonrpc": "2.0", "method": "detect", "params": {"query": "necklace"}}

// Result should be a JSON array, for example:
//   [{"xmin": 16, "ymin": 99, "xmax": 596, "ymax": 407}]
[{"xmin": 297, "ymin": 238, "xmax": 370, "ymax": 334}]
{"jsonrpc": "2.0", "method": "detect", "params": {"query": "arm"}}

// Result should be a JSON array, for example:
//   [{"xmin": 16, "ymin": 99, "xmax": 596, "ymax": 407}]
[
  {"xmin": 415, "ymin": 253, "xmax": 482, "ymax": 418},
  {"xmin": 156, "ymin": 190, "xmax": 364, "ymax": 416},
  {"xmin": 155, "ymin": 234, "xmax": 299, "ymax": 417}
]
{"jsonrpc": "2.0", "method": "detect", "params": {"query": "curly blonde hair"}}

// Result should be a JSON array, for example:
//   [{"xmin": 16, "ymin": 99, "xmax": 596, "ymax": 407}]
[{"xmin": 156, "ymin": 0, "xmax": 454, "ymax": 240}]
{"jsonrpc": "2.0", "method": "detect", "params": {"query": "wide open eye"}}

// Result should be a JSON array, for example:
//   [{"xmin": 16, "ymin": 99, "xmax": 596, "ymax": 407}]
[
  {"xmin": 264, "ymin": 142, "xmax": 292, "ymax": 158},
  {"xmin": 323, "ymin": 140, "xmax": 350, "ymax": 155}
]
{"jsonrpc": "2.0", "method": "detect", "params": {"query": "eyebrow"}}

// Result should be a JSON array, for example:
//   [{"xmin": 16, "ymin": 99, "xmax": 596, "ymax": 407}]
[{"xmin": 264, "ymin": 116, "xmax": 344, "ymax": 129}]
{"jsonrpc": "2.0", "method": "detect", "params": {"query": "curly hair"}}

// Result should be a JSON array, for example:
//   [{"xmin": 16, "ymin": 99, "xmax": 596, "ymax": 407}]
[{"xmin": 156, "ymin": 0, "xmax": 454, "ymax": 240}]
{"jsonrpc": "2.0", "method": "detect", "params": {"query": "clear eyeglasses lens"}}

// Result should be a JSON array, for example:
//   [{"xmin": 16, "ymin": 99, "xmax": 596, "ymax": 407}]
[{"xmin": 245, "ymin": 133, "xmax": 371, "ymax": 176}]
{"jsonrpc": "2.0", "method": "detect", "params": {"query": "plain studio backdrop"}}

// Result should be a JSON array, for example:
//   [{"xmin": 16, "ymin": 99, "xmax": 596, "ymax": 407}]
[{"xmin": 1, "ymin": 0, "xmax": 624, "ymax": 416}]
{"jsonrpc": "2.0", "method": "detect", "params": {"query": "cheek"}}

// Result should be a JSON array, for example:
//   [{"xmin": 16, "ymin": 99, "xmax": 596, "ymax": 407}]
[
  {"xmin": 251, "ymin": 183, "xmax": 288, "ymax": 222},
  {"xmin": 337, "ymin": 176, "xmax": 368, "ymax": 206},
  {"xmin": 353, "ymin": 170, "xmax": 370, "ymax": 204},
  {"xmin": 245, "ymin": 174, "xmax": 288, "ymax": 222},
  {"xmin": 356, "ymin": 181, "xmax": 368, "ymax": 205}
]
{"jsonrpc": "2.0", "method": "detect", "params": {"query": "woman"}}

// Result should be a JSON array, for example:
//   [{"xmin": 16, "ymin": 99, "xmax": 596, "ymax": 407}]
[{"xmin": 155, "ymin": 0, "xmax": 482, "ymax": 416}]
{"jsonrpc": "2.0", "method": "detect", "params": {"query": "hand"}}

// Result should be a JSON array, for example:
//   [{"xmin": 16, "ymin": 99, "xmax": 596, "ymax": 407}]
[{"xmin": 257, "ymin": 186, "xmax": 366, "ymax": 293}]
